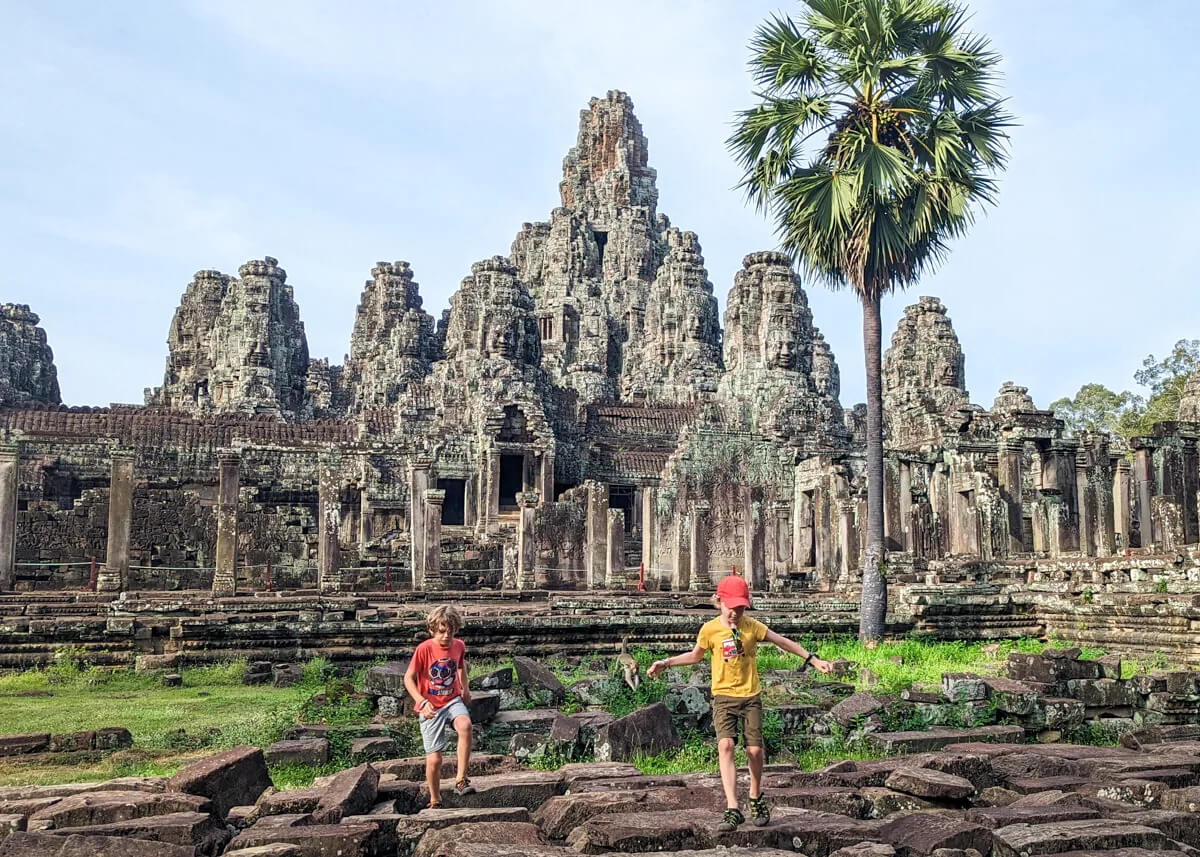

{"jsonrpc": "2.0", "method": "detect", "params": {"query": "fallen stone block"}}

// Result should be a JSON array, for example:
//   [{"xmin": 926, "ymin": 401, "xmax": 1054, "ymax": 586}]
[
  {"xmin": 512, "ymin": 657, "xmax": 565, "ymax": 704},
  {"xmin": 272, "ymin": 664, "xmax": 302, "ymax": 688},
  {"xmin": 859, "ymin": 787, "xmax": 932, "ymax": 818},
  {"xmin": 965, "ymin": 805, "xmax": 1102, "ymax": 829},
  {"xmin": 867, "ymin": 726, "xmax": 1024, "ymax": 755},
  {"xmin": 226, "ymin": 821, "xmax": 381, "ymax": 856},
  {"xmin": 166, "ymin": 746, "xmax": 271, "ymax": 820},
  {"xmin": 467, "ymin": 691, "xmax": 501, "ymax": 723},
  {"xmin": 1116, "ymin": 809, "xmax": 1200, "ymax": 849},
  {"xmin": 992, "ymin": 819, "xmax": 1168, "ymax": 857},
  {"xmin": 564, "ymin": 807, "xmax": 709, "ymax": 853},
  {"xmin": 26, "ymin": 791, "xmax": 209, "ymax": 831},
  {"xmin": 830, "ymin": 693, "xmax": 888, "ymax": 728},
  {"xmin": 943, "ymin": 675, "xmax": 990, "ymax": 703},
  {"xmin": 344, "ymin": 807, "xmax": 530, "ymax": 857},
  {"xmin": 469, "ymin": 667, "xmax": 513, "ymax": 691},
  {"xmin": 222, "ymin": 845, "xmax": 301, "ymax": 856},
  {"xmin": 436, "ymin": 770, "xmax": 564, "ymax": 811},
  {"xmin": 350, "ymin": 737, "xmax": 396, "ymax": 764},
  {"xmin": 1067, "ymin": 679, "xmax": 1135, "ymax": 708},
  {"xmin": 594, "ymin": 702, "xmax": 680, "ymax": 762},
  {"xmin": 830, "ymin": 844, "xmax": 896, "ymax": 857},
  {"xmin": 885, "ymin": 768, "xmax": 974, "ymax": 801},
  {"xmin": 768, "ymin": 787, "xmax": 871, "ymax": 818},
  {"xmin": 263, "ymin": 739, "xmax": 329, "ymax": 768},
  {"xmin": 0, "ymin": 734, "xmax": 49, "ymax": 756},
  {"xmin": 45, "ymin": 810, "xmax": 227, "ymax": 853},
  {"xmin": 311, "ymin": 764, "xmax": 379, "ymax": 825},
  {"xmin": 413, "ymin": 821, "xmax": 547, "ymax": 857},
  {"xmin": 0, "ymin": 831, "xmax": 195, "ymax": 855},
  {"xmin": 878, "ymin": 811, "xmax": 994, "ymax": 857},
  {"xmin": 364, "ymin": 663, "xmax": 408, "ymax": 697}
]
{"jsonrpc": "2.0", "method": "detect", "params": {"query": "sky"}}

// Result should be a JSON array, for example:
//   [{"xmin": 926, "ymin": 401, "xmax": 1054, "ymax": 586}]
[{"xmin": 3, "ymin": 1, "xmax": 1198, "ymax": 410}]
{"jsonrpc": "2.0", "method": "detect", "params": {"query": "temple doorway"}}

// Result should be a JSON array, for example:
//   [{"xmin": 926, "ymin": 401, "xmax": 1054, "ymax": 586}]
[
  {"xmin": 499, "ymin": 455, "xmax": 523, "ymax": 510},
  {"xmin": 438, "ymin": 478, "xmax": 466, "ymax": 525},
  {"xmin": 610, "ymin": 485, "xmax": 634, "ymax": 533}
]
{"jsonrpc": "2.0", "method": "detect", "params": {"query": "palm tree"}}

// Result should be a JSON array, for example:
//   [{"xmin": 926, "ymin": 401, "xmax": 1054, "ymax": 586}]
[{"xmin": 729, "ymin": 0, "xmax": 1011, "ymax": 641}]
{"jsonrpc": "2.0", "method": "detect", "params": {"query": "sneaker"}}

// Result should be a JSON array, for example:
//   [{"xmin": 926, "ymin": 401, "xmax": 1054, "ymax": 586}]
[
  {"xmin": 425, "ymin": 800, "xmax": 442, "ymax": 810},
  {"xmin": 717, "ymin": 807, "xmax": 744, "ymax": 833},
  {"xmin": 454, "ymin": 777, "xmax": 476, "ymax": 796},
  {"xmin": 748, "ymin": 794, "xmax": 770, "ymax": 826}
]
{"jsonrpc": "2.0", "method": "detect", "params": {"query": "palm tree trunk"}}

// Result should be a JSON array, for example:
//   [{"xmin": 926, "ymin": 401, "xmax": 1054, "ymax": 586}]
[{"xmin": 859, "ymin": 291, "xmax": 887, "ymax": 642}]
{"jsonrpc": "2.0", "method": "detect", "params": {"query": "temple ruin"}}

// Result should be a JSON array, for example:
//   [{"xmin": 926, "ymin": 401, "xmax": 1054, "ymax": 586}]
[{"xmin": 3, "ymin": 92, "xmax": 1200, "ymax": 664}]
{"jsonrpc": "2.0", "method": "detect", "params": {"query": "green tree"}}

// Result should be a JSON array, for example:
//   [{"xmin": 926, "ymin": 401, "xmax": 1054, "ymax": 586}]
[
  {"xmin": 1049, "ymin": 384, "xmax": 1143, "ymax": 437},
  {"xmin": 729, "ymin": 0, "xmax": 1011, "ymax": 641},
  {"xmin": 1132, "ymin": 339, "xmax": 1200, "ymax": 432}
]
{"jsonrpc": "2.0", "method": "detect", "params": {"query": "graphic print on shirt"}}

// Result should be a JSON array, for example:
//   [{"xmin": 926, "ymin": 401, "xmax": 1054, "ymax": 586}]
[
  {"xmin": 428, "ymin": 657, "xmax": 457, "ymax": 697},
  {"xmin": 720, "ymin": 632, "xmax": 743, "ymax": 661}
]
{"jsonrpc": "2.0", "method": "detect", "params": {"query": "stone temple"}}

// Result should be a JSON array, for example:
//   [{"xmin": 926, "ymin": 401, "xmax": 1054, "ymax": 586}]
[{"xmin": 2, "ymin": 92, "xmax": 1200, "ymax": 663}]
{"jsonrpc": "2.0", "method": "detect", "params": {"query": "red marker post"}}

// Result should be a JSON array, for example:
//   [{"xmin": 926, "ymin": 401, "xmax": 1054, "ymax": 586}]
[{"xmin": 637, "ymin": 562, "xmax": 646, "ymax": 592}]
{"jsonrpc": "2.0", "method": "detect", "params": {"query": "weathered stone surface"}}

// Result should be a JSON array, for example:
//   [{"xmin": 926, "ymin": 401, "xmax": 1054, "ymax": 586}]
[
  {"xmin": 434, "ymin": 770, "xmax": 563, "ymax": 811},
  {"xmin": 412, "ymin": 821, "xmax": 547, "ymax": 857},
  {"xmin": 364, "ymin": 663, "xmax": 408, "ymax": 697},
  {"xmin": 147, "ymin": 258, "xmax": 312, "ymax": 420},
  {"xmin": 513, "ymin": 657, "xmax": 566, "ymax": 704},
  {"xmin": 868, "ymin": 726, "xmax": 1025, "ymax": 755},
  {"xmin": 860, "ymin": 787, "xmax": 934, "ymax": 817},
  {"xmin": 311, "ymin": 764, "xmax": 379, "ymax": 825},
  {"xmin": 46, "ymin": 810, "xmax": 227, "ymax": 853},
  {"xmin": 830, "ymin": 693, "xmax": 888, "ymax": 728},
  {"xmin": 0, "ymin": 304, "xmax": 60, "ymax": 408},
  {"xmin": 878, "ymin": 811, "xmax": 994, "ymax": 857},
  {"xmin": 350, "ymin": 737, "xmax": 396, "ymax": 764},
  {"xmin": 468, "ymin": 691, "xmax": 501, "ymax": 724},
  {"xmin": 469, "ymin": 668, "xmax": 513, "ymax": 691},
  {"xmin": 166, "ymin": 746, "xmax": 271, "ymax": 820},
  {"xmin": 594, "ymin": 703, "xmax": 680, "ymax": 762},
  {"xmin": 26, "ymin": 791, "xmax": 209, "ymax": 831},
  {"xmin": 991, "ymin": 819, "xmax": 1168, "ymax": 857},
  {"xmin": 263, "ymin": 739, "xmax": 330, "ymax": 768},
  {"xmin": 885, "ymin": 767, "xmax": 975, "ymax": 801},
  {"xmin": 0, "ymin": 831, "xmax": 194, "ymax": 856},
  {"xmin": 226, "ymin": 821, "xmax": 381, "ymax": 856}
]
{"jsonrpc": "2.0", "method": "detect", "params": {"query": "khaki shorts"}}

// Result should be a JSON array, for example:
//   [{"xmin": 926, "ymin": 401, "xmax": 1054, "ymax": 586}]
[{"xmin": 712, "ymin": 693, "xmax": 763, "ymax": 747}]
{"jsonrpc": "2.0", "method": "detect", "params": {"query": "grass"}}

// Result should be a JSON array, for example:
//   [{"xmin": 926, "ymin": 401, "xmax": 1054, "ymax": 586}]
[{"xmin": 0, "ymin": 634, "xmax": 1178, "ymax": 786}]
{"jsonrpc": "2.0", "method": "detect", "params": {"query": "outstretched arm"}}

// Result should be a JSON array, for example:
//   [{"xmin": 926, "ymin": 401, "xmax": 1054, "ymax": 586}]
[
  {"xmin": 647, "ymin": 645, "xmax": 706, "ymax": 678},
  {"xmin": 762, "ymin": 628, "xmax": 833, "ymax": 674}
]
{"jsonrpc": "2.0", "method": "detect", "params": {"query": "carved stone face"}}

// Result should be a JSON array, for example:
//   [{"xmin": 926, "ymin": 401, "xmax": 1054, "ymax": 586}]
[
  {"xmin": 766, "ymin": 327, "xmax": 797, "ymax": 370},
  {"xmin": 486, "ymin": 315, "xmax": 519, "ymax": 359}
]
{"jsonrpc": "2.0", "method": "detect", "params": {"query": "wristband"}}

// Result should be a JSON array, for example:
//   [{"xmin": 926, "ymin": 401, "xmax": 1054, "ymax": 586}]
[{"xmin": 802, "ymin": 653, "xmax": 813, "ymax": 670}]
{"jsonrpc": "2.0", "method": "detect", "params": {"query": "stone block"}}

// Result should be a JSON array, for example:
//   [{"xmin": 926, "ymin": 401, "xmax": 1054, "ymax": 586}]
[
  {"xmin": 878, "ymin": 811, "xmax": 994, "ymax": 857},
  {"xmin": 166, "ymin": 746, "xmax": 271, "ymax": 820},
  {"xmin": 377, "ymin": 695, "xmax": 399, "ymax": 718},
  {"xmin": 162, "ymin": 673, "xmax": 182, "ymax": 688},
  {"xmin": 226, "ymin": 822, "xmax": 381, "ymax": 856},
  {"xmin": 594, "ymin": 703, "xmax": 681, "ymax": 762},
  {"xmin": 829, "ymin": 693, "xmax": 888, "ymax": 728},
  {"xmin": 1066, "ymin": 678, "xmax": 1135, "ymax": 708},
  {"xmin": 412, "ymin": 820, "xmax": 548, "ymax": 857},
  {"xmin": 263, "ymin": 739, "xmax": 330, "ymax": 768},
  {"xmin": 272, "ymin": 663, "xmax": 302, "ymax": 687},
  {"xmin": 45, "ymin": 810, "xmax": 228, "ymax": 853},
  {"xmin": 350, "ymin": 737, "xmax": 396, "ymax": 764},
  {"xmin": 0, "ymin": 831, "xmax": 196, "ymax": 856},
  {"xmin": 867, "ymin": 726, "xmax": 1024, "ymax": 755},
  {"xmin": 943, "ymin": 674, "xmax": 989, "ymax": 703},
  {"xmin": 468, "ymin": 691, "xmax": 501, "ymax": 723},
  {"xmin": 885, "ymin": 768, "xmax": 975, "ymax": 801},
  {"xmin": 0, "ymin": 734, "xmax": 49, "ymax": 756},
  {"xmin": 512, "ymin": 657, "xmax": 565, "ymax": 704},
  {"xmin": 364, "ymin": 663, "xmax": 408, "ymax": 697},
  {"xmin": 311, "ymin": 764, "xmax": 379, "ymax": 824},
  {"xmin": 469, "ymin": 667, "xmax": 513, "ymax": 691},
  {"xmin": 991, "ymin": 818, "xmax": 1167, "ymax": 857},
  {"xmin": 26, "ymin": 790, "xmax": 210, "ymax": 831}
]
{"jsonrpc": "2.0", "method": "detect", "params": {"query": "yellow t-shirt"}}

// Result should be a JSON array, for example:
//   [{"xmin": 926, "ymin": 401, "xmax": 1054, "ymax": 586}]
[{"xmin": 697, "ymin": 615, "xmax": 768, "ymax": 697}]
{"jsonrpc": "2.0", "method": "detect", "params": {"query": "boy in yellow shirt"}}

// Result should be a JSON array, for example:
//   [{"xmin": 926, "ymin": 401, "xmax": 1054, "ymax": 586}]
[{"xmin": 647, "ymin": 573, "xmax": 832, "ymax": 831}]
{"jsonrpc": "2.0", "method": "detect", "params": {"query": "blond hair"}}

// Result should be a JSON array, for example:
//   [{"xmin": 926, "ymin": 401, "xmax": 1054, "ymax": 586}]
[{"xmin": 426, "ymin": 604, "xmax": 463, "ymax": 636}]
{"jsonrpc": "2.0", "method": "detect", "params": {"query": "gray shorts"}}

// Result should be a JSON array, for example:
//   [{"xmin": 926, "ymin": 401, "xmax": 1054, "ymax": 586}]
[{"xmin": 419, "ymin": 697, "xmax": 471, "ymax": 754}]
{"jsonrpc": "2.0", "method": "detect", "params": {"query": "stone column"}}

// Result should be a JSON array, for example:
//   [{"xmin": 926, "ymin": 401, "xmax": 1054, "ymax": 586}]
[
  {"xmin": 586, "ymin": 482, "xmax": 608, "ymax": 589},
  {"xmin": 485, "ymin": 450, "xmax": 500, "ymax": 533},
  {"xmin": 516, "ymin": 490, "xmax": 538, "ymax": 589},
  {"xmin": 837, "ymin": 500, "xmax": 858, "ymax": 584},
  {"xmin": 689, "ymin": 501, "xmax": 711, "ymax": 592},
  {"xmin": 539, "ymin": 450, "xmax": 555, "ymax": 504},
  {"xmin": 606, "ymin": 509, "xmax": 625, "ymax": 589},
  {"xmin": 317, "ymin": 456, "xmax": 341, "ymax": 593},
  {"xmin": 672, "ymin": 509, "xmax": 690, "ymax": 592},
  {"xmin": 793, "ymin": 490, "xmax": 815, "ymax": 568},
  {"xmin": 464, "ymin": 474, "xmax": 478, "ymax": 529},
  {"xmin": 1114, "ymin": 458, "xmax": 1131, "ymax": 552},
  {"xmin": 422, "ymin": 489, "xmax": 445, "ymax": 590},
  {"xmin": 997, "ymin": 441, "xmax": 1025, "ymax": 555},
  {"xmin": 1076, "ymin": 449, "xmax": 1096, "ymax": 557},
  {"xmin": 1133, "ymin": 446, "xmax": 1153, "ymax": 549},
  {"xmin": 898, "ymin": 462, "xmax": 913, "ymax": 552},
  {"xmin": 359, "ymin": 488, "xmax": 373, "ymax": 554},
  {"xmin": 883, "ymin": 459, "xmax": 903, "ymax": 552},
  {"xmin": 410, "ymin": 455, "xmax": 432, "ymax": 585},
  {"xmin": 771, "ymin": 503, "xmax": 791, "ymax": 585},
  {"xmin": 743, "ymin": 488, "xmax": 765, "ymax": 589},
  {"xmin": 212, "ymin": 451, "xmax": 240, "ymax": 597},
  {"xmin": 0, "ymin": 446, "xmax": 17, "ymax": 592},
  {"xmin": 641, "ymin": 486, "xmax": 656, "ymax": 579},
  {"xmin": 98, "ymin": 451, "xmax": 134, "ymax": 593}
]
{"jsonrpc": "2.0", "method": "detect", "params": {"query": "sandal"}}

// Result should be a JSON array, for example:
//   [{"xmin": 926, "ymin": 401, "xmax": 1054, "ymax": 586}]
[
  {"xmin": 749, "ymin": 794, "xmax": 770, "ymax": 826},
  {"xmin": 717, "ymin": 807, "xmax": 745, "ymax": 832},
  {"xmin": 454, "ymin": 777, "xmax": 476, "ymax": 796},
  {"xmin": 426, "ymin": 800, "xmax": 442, "ymax": 810}
]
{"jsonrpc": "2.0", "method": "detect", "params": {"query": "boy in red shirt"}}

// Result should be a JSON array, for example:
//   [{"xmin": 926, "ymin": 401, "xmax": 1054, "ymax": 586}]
[{"xmin": 404, "ymin": 604, "xmax": 475, "ymax": 806}]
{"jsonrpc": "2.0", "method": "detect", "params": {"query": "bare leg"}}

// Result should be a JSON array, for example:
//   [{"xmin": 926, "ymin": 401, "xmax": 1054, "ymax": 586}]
[
  {"xmin": 746, "ymin": 745, "xmax": 764, "ymax": 798},
  {"xmin": 717, "ymin": 737, "xmax": 738, "ymax": 809},
  {"xmin": 452, "ymin": 715, "xmax": 472, "ymax": 783},
  {"xmin": 425, "ymin": 750, "xmax": 442, "ymax": 806}
]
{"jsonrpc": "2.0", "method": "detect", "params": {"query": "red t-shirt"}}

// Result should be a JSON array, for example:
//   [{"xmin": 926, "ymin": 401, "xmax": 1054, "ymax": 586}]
[{"xmin": 409, "ymin": 638, "xmax": 466, "ymax": 712}]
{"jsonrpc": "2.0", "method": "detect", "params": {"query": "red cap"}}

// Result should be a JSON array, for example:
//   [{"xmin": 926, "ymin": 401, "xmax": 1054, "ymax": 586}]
[{"xmin": 715, "ymin": 574, "xmax": 752, "ymax": 609}]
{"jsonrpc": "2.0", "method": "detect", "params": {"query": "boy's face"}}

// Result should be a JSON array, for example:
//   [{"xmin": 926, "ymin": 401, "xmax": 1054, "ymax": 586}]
[
  {"xmin": 431, "ymin": 622, "xmax": 455, "ymax": 647},
  {"xmin": 719, "ymin": 599, "xmax": 746, "ymax": 625}
]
